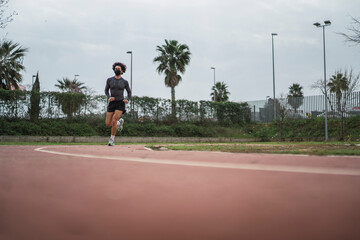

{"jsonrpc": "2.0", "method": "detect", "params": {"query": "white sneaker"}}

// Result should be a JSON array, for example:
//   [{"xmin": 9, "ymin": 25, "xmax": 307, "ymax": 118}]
[
  {"xmin": 117, "ymin": 118, "xmax": 124, "ymax": 132},
  {"xmin": 108, "ymin": 138, "xmax": 115, "ymax": 146}
]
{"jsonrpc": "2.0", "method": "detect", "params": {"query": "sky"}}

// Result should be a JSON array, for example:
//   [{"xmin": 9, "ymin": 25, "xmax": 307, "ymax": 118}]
[{"xmin": 2, "ymin": 0, "xmax": 360, "ymax": 102}]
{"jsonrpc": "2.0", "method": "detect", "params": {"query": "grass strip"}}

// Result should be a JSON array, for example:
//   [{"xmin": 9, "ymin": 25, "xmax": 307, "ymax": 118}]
[{"xmin": 151, "ymin": 142, "xmax": 360, "ymax": 156}]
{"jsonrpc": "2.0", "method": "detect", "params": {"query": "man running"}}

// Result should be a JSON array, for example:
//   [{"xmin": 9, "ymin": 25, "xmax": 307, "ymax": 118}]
[{"xmin": 105, "ymin": 62, "xmax": 131, "ymax": 146}]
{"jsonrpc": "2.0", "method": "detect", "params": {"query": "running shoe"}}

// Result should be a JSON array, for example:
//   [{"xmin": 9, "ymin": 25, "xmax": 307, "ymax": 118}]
[
  {"xmin": 117, "ymin": 118, "xmax": 124, "ymax": 132},
  {"xmin": 108, "ymin": 139, "xmax": 115, "ymax": 146}
]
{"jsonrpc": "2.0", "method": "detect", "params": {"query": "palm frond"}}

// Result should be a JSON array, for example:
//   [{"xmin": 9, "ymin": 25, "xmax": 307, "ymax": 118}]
[{"xmin": 0, "ymin": 40, "xmax": 28, "ymax": 89}]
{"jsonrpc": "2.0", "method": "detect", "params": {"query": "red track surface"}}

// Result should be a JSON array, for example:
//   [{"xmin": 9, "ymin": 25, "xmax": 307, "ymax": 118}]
[{"xmin": 1, "ymin": 145, "xmax": 360, "ymax": 240}]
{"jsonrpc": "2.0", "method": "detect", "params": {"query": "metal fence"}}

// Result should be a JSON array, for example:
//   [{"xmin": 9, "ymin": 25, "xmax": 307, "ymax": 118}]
[
  {"xmin": 247, "ymin": 91, "xmax": 360, "ymax": 122},
  {"xmin": 2, "ymin": 90, "xmax": 359, "ymax": 123},
  {"xmin": 0, "ymin": 92, "xmax": 108, "ymax": 119},
  {"xmin": 0, "ymin": 91, "xmax": 251, "ymax": 124}
]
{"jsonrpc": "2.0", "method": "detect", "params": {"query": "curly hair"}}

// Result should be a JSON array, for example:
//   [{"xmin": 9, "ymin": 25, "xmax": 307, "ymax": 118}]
[{"xmin": 112, "ymin": 62, "xmax": 127, "ymax": 73}]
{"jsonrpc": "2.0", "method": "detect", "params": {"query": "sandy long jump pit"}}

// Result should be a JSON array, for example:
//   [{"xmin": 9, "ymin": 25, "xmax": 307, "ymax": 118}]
[{"xmin": 1, "ymin": 145, "xmax": 360, "ymax": 240}]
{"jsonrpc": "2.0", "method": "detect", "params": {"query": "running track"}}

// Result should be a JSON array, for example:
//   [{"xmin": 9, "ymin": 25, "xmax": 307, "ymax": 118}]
[{"xmin": 1, "ymin": 145, "xmax": 360, "ymax": 240}]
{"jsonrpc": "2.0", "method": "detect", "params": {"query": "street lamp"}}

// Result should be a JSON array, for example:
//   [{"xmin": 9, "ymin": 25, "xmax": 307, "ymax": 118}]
[
  {"xmin": 271, "ymin": 33, "xmax": 278, "ymax": 121},
  {"xmin": 126, "ymin": 51, "xmax": 133, "ymax": 94},
  {"xmin": 314, "ymin": 20, "xmax": 331, "ymax": 141},
  {"xmin": 32, "ymin": 75, "xmax": 36, "ymax": 86},
  {"xmin": 211, "ymin": 67, "xmax": 215, "ymax": 101},
  {"xmin": 74, "ymin": 74, "xmax": 79, "ymax": 80}
]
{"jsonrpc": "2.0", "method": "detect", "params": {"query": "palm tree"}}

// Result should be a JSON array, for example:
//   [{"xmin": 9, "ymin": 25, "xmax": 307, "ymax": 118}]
[
  {"xmin": 55, "ymin": 78, "xmax": 87, "ymax": 93},
  {"xmin": 55, "ymin": 78, "xmax": 87, "ymax": 118},
  {"xmin": 153, "ymin": 39, "xmax": 191, "ymax": 119},
  {"xmin": 328, "ymin": 71, "xmax": 348, "ymax": 140},
  {"xmin": 287, "ymin": 83, "xmax": 304, "ymax": 113},
  {"xmin": 210, "ymin": 82, "xmax": 230, "ymax": 102},
  {"xmin": 0, "ymin": 40, "xmax": 28, "ymax": 90},
  {"xmin": 328, "ymin": 72, "xmax": 348, "ymax": 113}
]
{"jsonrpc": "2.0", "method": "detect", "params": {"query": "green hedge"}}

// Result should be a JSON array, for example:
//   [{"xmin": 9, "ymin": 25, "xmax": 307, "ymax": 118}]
[
  {"xmin": 0, "ymin": 118, "xmax": 97, "ymax": 136},
  {"xmin": 248, "ymin": 115, "xmax": 360, "ymax": 140},
  {"xmin": 0, "ymin": 89, "xmax": 251, "ymax": 125},
  {"xmin": 0, "ymin": 117, "xmax": 249, "ymax": 138},
  {"xmin": 1, "ymin": 115, "xmax": 359, "ymax": 140}
]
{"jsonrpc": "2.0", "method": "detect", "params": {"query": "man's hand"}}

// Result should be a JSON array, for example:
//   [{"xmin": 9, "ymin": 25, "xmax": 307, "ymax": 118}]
[
  {"xmin": 123, "ymin": 99, "xmax": 129, "ymax": 104},
  {"xmin": 109, "ymin": 97, "xmax": 115, "ymax": 102}
]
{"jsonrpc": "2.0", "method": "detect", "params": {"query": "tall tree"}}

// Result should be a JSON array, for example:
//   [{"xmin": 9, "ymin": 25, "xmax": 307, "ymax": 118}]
[
  {"xmin": 262, "ymin": 98, "xmax": 281, "ymax": 122},
  {"xmin": 0, "ymin": 40, "xmax": 28, "ymax": 89},
  {"xmin": 55, "ymin": 78, "xmax": 86, "ymax": 93},
  {"xmin": 278, "ymin": 94, "xmax": 291, "ymax": 140},
  {"xmin": 153, "ymin": 39, "xmax": 191, "ymax": 119},
  {"xmin": 338, "ymin": 16, "xmax": 360, "ymax": 45},
  {"xmin": 328, "ymin": 69, "xmax": 360, "ymax": 140},
  {"xmin": 29, "ymin": 72, "xmax": 40, "ymax": 121},
  {"xmin": 210, "ymin": 81, "xmax": 230, "ymax": 102},
  {"xmin": 0, "ymin": 0, "xmax": 16, "ymax": 29},
  {"xmin": 310, "ymin": 79, "xmax": 336, "ymax": 112},
  {"xmin": 55, "ymin": 77, "xmax": 87, "ymax": 118},
  {"xmin": 328, "ymin": 72, "xmax": 348, "ymax": 113},
  {"xmin": 287, "ymin": 83, "xmax": 304, "ymax": 113}
]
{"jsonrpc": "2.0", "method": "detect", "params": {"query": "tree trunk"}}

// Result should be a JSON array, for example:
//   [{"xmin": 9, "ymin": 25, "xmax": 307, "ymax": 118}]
[{"xmin": 171, "ymin": 86, "xmax": 176, "ymax": 120}]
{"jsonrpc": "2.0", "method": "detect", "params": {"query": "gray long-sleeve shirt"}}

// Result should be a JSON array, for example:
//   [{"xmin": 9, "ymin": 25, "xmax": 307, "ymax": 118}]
[{"xmin": 104, "ymin": 77, "xmax": 131, "ymax": 101}]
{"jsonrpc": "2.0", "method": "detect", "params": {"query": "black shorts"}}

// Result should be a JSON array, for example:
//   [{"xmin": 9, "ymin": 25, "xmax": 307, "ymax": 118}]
[{"xmin": 107, "ymin": 100, "xmax": 126, "ymax": 113}]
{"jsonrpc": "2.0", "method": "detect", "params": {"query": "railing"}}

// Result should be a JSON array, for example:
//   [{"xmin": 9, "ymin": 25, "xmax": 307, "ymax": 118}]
[
  {"xmin": 247, "ymin": 91, "xmax": 360, "ymax": 122},
  {"xmin": 0, "ymin": 90, "xmax": 251, "ymax": 125}
]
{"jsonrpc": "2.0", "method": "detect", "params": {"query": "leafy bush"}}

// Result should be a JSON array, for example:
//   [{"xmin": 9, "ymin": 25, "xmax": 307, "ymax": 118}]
[
  {"xmin": 1, "ymin": 115, "xmax": 359, "ymax": 140},
  {"xmin": 0, "ymin": 118, "xmax": 97, "ymax": 136}
]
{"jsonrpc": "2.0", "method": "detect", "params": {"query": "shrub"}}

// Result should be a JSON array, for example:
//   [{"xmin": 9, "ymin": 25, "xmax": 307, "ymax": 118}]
[{"xmin": 1, "ymin": 115, "xmax": 359, "ymax": 140}]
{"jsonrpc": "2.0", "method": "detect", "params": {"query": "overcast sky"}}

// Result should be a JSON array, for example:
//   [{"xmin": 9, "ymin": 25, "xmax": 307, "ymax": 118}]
[{"xmin": 3, "ymin": 0, "xmax": 360, "ymax": 102}]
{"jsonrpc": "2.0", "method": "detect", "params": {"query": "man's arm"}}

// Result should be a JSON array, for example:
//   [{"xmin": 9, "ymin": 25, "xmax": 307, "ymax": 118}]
[
  {"xmin": 125, "ymin": 80, "xmax": 132, "ymax": 100},
  {"xmin": 104, "ymin": 79, "xmax": 110, "ymax": 99}
]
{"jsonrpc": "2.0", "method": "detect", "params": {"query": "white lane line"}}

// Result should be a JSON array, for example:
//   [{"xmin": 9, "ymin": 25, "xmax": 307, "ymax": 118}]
[{"xmin": 34, "ymin": 147, "xmax": 360, "ymax": 176}]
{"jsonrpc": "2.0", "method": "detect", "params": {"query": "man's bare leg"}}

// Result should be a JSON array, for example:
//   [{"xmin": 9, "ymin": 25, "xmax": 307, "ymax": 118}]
[
  {"xmin": 105, "ymin": 112, "xmax": 114, "ymax": 127},
  {"xmin": 111, "ymin": 110, "xmax": 123, "ymax": 136}
]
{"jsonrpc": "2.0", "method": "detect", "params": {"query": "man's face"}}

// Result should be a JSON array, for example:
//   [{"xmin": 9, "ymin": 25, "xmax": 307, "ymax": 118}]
[{"xmin": 114, "ymin": 66, "xmax": 122, "ymax": 73}]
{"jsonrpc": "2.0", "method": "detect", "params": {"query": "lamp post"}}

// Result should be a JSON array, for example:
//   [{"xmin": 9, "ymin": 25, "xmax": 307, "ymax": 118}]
[
  {"xmin": 271, "ymin": 33, "xmax": 277, "ymax": 121},
  {"xmin": 126, "ymin": 51, "xmax": 133, "ymax": 94},
  {"xmin": 74, "ymin": 74, "xmax": 79, "ymax": 80},
  {"xmin": 211, "ymin": 67, "xmax": 216, "ymax": 101},
  {"xmin": 32, "ymin": 75, "xmax": 36, "ymax": 86},
  {"xmin": 314, "ymin": 20, "xmax": 331, "ymax": 141}
]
